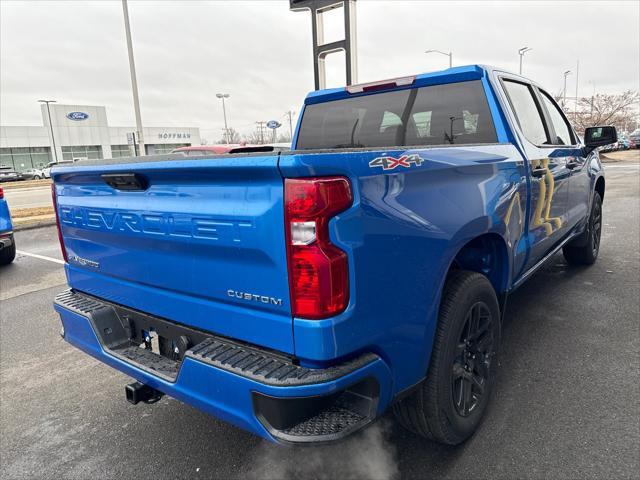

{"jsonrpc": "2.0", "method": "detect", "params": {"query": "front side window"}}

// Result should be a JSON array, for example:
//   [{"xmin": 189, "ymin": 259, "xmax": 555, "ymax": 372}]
[
  {"xmin": 296, "ymin": 80, "xmax": 497, "ymax": 149},
  {"xmin": 503, "ymin": 80, "xmax": 548, "ymax": 146},
  {"xmin": 540, "ymin": 91, "xmax": 575, "ymax": 145}
]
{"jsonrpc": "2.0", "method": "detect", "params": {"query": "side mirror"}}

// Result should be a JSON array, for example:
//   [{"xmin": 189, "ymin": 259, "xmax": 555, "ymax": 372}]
[{"xmin": 584, "ymin": 126, "xmax": 617, "ymax": 152}]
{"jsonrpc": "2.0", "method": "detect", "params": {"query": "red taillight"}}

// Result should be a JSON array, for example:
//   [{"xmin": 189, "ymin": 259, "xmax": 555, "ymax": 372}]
[
  {"xmin": 285, "ymin": 177, "xmax": 352, "ymax": 319},
  {"xmin": 0, "ymin": 187, "xmax": 4, "ymax": 199},
  {"xmin": 51, "ymin": 184, "xmax": 68, "ymax": 263}
]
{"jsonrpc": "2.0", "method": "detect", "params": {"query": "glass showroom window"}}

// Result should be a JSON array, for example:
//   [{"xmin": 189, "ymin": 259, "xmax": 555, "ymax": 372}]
[
  {"xmin": 111, "ymin": 145, "xmax": 133, "ymax": 158},
  {"xmin": 0, "ymin": 147, "xmax": 52, "ymax": 171},
  {"xmin": 0, "ymin": 148, "xmax": 12, "ymax": 168},
  {"xmin": 62, "ymin": 145, "xmax": 103, "ymax": 161},
  {"xmin": 7, "ymin": 148, "xmax": 31, "ymax": 170},
  {"xmin": 30, "ymin": 147, "xmax": 52, "ymax": 168}
]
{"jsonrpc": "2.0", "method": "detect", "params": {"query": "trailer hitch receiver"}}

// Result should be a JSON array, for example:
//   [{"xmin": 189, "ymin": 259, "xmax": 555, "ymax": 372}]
[{"xmin": 125, "ymin": 382, "xmax": 164, "ymax": 405}]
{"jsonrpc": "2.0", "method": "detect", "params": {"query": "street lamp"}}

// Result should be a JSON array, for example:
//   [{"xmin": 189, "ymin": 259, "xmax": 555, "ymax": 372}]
[
  {"xmin": 518, "ymin": 47, "xmax": 532, "ymax": 75},
  {"xmin": 563, "ymin": 70, "xmax": 572, "ymax": 108},
  {"xmin": 38, "ymin": 100, "xmax": 59, "ymax": 163},
  {"xmin": 216, "ymin": 93, "xmax": 230, "ymax": 144},
  {"xmin": 122, "ymin": 0, "xmax": 145, "ymax": 155},
  {"xmin": 425, "ymin": 49, "xmax": 453, "ymax": 68}
]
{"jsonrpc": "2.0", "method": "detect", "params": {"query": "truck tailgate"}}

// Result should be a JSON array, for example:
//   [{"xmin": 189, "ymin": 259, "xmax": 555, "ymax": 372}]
[{"xmin": 52, "ymin": 155, "xmax": 293, "ymax": 353}]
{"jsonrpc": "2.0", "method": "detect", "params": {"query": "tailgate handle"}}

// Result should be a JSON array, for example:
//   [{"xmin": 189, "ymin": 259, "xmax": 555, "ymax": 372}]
[{"xmin": 101, "ymin": 173, "xmax": 148, "ymax": 191}]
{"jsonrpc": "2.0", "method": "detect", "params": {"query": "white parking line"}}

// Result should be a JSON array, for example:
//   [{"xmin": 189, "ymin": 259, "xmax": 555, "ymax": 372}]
[
  {"xmin": 16, "ymin": 250, "xmax": 65, "ymax": 265},
  {"xmin": 604, "ymin": 164, "xmax": 640, "ymax": 169}
]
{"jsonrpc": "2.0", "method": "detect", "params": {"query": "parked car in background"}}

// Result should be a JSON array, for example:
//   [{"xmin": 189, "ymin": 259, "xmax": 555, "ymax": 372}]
[
  {"xmin": 22, "ymin": 167, "xmax": 45, "ymax": 180},
  {"xmin": 43, "ymin": 160, "xmax": 75, "ymax": 178},
  {"xmin": 628, "ymin": 128, "xmax": 640, "ymax": 148},
  {"xmin": 171, "ymin": 145, "xmax": 240, "ymax": 156},
  {"xmin": 171, "ymin": 144, "xmax": 291, "ymax": 156},
  {"xmin": 0, "ymin": 186, "xmax": 16, "ymax": 265},
  {"xmin": 0, "ymin": 168, "xmax": 24, "ymax": 183},
  {"xmin": 615, "ymin": 135, "xmax": 626, "ymax": 150}
]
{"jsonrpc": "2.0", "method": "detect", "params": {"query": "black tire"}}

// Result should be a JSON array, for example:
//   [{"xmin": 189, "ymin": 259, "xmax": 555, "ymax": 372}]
[
  {"xmin": 34, "ymin": 175, "xmax": 41, "ymax": 180},
  {"xmin": 0, "ymin": 235, "xmax": 16, "ymax": 265},
  {"xmin": 563, "ymin": 191, "xmax": 602, "ymax": 266},
  {"xmin": 393, "ymin": 270, "xmax": 500, "ymax": 444}
]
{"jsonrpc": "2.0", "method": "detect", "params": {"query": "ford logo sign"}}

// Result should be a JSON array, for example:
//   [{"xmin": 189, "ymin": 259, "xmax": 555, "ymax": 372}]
[
  {"xmin": 266, "ymin": 120, "xmax": 281, "ymax": 130},
  {"xmin": 66, "ymin": 112, "xmax": 89, "ymax": 121}
]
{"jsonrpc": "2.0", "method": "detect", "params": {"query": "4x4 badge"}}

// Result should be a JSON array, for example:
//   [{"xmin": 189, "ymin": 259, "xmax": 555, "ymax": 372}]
[{"xmin": 369, "ymin": 154, "xmax": 424, "ymax": 171}]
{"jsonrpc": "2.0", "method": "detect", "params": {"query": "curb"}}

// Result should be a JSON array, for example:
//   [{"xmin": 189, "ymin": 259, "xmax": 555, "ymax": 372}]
[
  {"xmin": 600, "ymin": 155, "xmax": 622, "ymax": 163},
  {"xmin": 13, "ymin": 217, "xmax": 56, "ymax": 232},
  {"xmin": 1, "ymin": 179, "xmax": 52, "ymax": 190}
]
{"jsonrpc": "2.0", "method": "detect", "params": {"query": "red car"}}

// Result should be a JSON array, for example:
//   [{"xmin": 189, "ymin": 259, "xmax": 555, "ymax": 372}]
[
  {"xmin": 172, "ymin": 144, "xmax": 291, "ymax": 157},
  {"xmin": 171, "ymin": 145, "xmax": 240, "ymax": 156}
]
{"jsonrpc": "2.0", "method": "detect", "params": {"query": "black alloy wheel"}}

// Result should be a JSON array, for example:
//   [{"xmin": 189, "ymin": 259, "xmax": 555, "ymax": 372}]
[{"xmin": 451, "ymin": 301, "xmax": 494, "ymax": 417}]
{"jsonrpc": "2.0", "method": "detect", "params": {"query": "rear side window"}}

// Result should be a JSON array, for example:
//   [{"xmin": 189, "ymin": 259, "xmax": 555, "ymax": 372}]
[
  {"xmin": 502, "ymin": 80, "xmax": 548, "ymax": 145},
  {"xmin": 539, "ymin": 90, "xmax": 575, "ymax": 145},
  {"xmin": 296, "ymin": 80, "xmax": 497, "ymax": 149}
]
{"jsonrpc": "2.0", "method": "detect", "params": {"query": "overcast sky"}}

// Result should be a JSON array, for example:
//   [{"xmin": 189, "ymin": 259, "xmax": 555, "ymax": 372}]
[{"xmin": 1, "ymin": 0, "xmax": 639, "ymax": 142}]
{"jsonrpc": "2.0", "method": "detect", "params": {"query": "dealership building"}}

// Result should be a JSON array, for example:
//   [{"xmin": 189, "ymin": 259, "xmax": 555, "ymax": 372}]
[{"xmin": 0, "ymin": 104, "xmax": 201, "ymax": 171}]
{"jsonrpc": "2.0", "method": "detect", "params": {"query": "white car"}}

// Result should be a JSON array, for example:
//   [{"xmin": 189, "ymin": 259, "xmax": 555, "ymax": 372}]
[
  {"xmin": 43, "ymin": 160, "xmax": 75, "ymax": 179},
  {"xmin": 22, "ymin": 167, "xmax": 45, "ymax": 180}
]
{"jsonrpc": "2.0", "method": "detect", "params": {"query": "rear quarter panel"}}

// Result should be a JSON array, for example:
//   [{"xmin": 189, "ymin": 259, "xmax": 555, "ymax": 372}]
[{"xmin": 279, "ymin": 143, "xmax": 527, "ymax": 393}]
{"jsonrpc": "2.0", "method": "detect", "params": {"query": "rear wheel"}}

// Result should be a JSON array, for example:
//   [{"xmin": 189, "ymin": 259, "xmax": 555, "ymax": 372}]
[
  {"xmin": 0, "ymin": 235, "xmax": 16, "ymax": 265},
  {"xmin": 393, "ymin": 270, "xmax": 500, "ymax": 444},
  {"xmin": 563, "ymin": 191, "xmax": 602, "ymax": 266}
]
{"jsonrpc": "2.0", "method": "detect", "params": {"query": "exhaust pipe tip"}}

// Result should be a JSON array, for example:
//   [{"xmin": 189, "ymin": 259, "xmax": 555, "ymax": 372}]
[{"xmin": 125, "ymin": 382, "xmax": 163, "ymax": 405}]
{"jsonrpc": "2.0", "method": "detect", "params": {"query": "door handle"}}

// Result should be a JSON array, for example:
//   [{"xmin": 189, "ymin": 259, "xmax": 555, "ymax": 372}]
[
  {"xmin": 566, "ymin": 160, "xmax": 580, "ymax": 170},
  {"xmin": 531, "ymin": 166, "xmax": 547, "ymax": 178}
]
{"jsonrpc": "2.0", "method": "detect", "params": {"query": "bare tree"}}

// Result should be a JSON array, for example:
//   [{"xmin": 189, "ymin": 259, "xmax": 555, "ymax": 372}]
[
  {"xmin": 217, "ymin": 127, "xmax": 241, "ymax": 144},
  {"xmin": 277, "ymin": 133, "xmax": 291, "ymax": 143},
  {"xmin": 244, "ymin": 127, "xmax": 266, "ymax": 145},
  {"xmin": 563, "ymin": 90, "xmax": 639, "ymax": 134}
]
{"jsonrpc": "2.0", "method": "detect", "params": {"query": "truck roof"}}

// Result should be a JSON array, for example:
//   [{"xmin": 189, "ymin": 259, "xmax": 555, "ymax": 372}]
[{"xmin": 304, "ymin": 64, "xmax": 528, "ymax": 105}]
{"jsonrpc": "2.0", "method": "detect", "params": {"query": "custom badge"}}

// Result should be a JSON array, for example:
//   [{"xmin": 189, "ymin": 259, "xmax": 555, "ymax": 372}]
[{"xmin": 368, "ymin": 154, "xmax": 424, "ymax": 171}]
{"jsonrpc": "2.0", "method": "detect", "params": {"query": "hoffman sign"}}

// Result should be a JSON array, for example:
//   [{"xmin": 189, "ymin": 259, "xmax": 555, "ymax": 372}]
[{"xmin": 157, "ymin": 133, "xmax": 192, "ymax": 140}]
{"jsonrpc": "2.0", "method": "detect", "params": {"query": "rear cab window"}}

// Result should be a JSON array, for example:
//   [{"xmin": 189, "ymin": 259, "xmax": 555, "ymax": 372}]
[{"xmin": 296, "ymin": 80, "xmax": 497, "ymax": 149}]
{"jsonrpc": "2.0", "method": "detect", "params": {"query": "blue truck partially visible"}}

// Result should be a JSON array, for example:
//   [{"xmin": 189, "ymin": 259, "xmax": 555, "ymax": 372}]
[
  {"xmin": 51, "ymin": 65, "xmax": 616, "ymax": 445},
  {"xmin": 0, "ymin": 186, "xmax": 16, "ymax": 265}
]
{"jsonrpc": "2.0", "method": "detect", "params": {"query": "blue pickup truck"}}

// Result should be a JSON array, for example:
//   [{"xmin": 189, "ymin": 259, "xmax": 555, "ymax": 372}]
[{"xmin": 52, "ymin": 65, "xmax": 616, "ymax": 445}]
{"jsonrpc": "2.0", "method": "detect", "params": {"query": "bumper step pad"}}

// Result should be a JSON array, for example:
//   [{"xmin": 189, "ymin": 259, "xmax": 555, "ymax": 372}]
[
  {"xmin": 189, "ymin": 337, "xmax": 377, "ymax": 386},
  {"xmin": 282, "ymin": 403, "xmax": 365, "ymax": 437}
]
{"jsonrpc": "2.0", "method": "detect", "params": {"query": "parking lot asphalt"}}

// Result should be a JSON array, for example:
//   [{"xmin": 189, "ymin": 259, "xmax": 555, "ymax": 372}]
[
  {"xmin": 2, "ymin": 185, "xmax": 53, "ymax": 210},
  {"xmin": 1, "ymin": 161, "xmax": 638, "ymax": 480}
]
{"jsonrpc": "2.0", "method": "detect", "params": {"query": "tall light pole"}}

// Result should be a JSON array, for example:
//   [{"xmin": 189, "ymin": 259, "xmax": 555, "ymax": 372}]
[
  {"xmin": 563, "ymin": 70, "xmax": 572, "ymax": 108},
  {"xmin": 216, "ymin": 93, "xmax": 230, "ymax": 144},
  {"xmin": 518, "ymin": 47, "xmax": 532, "ymax": 75},
  {"xmin": 122, "ymin": 0, "xmax": 145, "ymax": 155},
  {"xmin": 285, "ymin": 110, "xmax": 295, "ymax": 141},
  {"xmin": 38, "ymin": 100, "xmax": 59, "ymax": 163},
  {"xmin": 425, "ymin": 49, "xmax": 452, "ymax": 68},
  {"xmin": 574, "ymin": 59, "xmax": 580, "ymax": 123}
]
